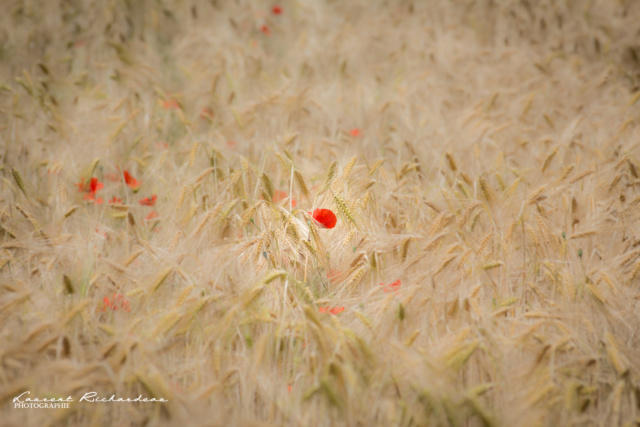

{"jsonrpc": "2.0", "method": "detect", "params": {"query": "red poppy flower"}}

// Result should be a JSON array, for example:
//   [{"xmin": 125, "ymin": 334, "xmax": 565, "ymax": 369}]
[
  {"xmin": 156, "ymin": 142, "xmax": 169, "ymax": 150},
  {"xmin": 145, "ymin": 211, "xmax": 159, "ymax": 221},
  {"xmin": 319, "ymin": 306, "xmax": 344, "ymax": 315},
  {"xmin": 78, "ymin": 177, "xmax": 104, "ymax": 203},
  {"xmin": 349, "ymin": 128, "xmax": 361, "ymax": 137},
  {"xmin": 91, "ymin": 178, "xmax": 102, "ymax": 192},
  {"xmin": 308, "ymin": 208, "xmax": 337, "ymax": 229},
  {"xmin": 329, "ymin": 307, "xmax": 345, "ymax": 315},
  {"xmin": 163, "ymin": 99, "xmax": 179, "ymax": 109},
  {"xmin": 272, "ymin": 6, "xmax": 283, "ymax": 14},
  {"xmin": 108, "ymin": 196, "xmax": 122, "ymax": 204},
  {"xmin": 261, "ymin": 25, "xmax": 270, "ymax": 35},
  {"xmin": 227, "ymin": 140, "xmax": 237, "ymax": 148},
  {"xmin": 103, "ymin": 294, "xmax": 130, "ymax": 312},
  {"xmin": 123, "ymin": 170, "xmax": 141, "ymax": 189},
  {"xmin": 139, "ymin": 194, "xmax": 157, "ymax": 206},
  {"xmin": 380, "ymin": 279, "xmax": 402, "ymax": 293}
]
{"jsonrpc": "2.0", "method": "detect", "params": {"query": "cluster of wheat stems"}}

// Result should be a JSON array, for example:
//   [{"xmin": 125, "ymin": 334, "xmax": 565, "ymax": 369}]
[{"xmin": 1, "ymin": 0, "xmax": 640, "ymax": 426}]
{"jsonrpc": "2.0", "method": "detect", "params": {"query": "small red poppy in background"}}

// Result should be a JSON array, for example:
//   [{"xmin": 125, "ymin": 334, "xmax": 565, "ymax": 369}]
[
  {"xmin": 76, "ymin": 177, "xmax": 103, "ymax": 193},
  {"xmin": 272, "ymin": 6, "xmax": 283, "ymax": 15},
  {"xmin": 105, "ymin": 173, "xmax": 119, "ymax": 182},
  {"xmin": 273, "ymin": 190, "xmax": 297, "ymax": 207},
  {"xmin": 163, "ymin": 99, "xmax": 179, "ymax": 109},
  {"xmin": 261, "ymin": 25, "xmax": 270, "ymax": 35},
  {"xmin": 156, "ymin": 142, "xmax": 169, "ymax": 150},
  {"xmin": 319, "ymin": 306, "xmax": 345, "ymax": 315},
  {"xmin": 308, "ymin": 208, "xmax": 337, "ymax": 229},
  {"xmin": 89, "ymin": 177, "xmax": 103, "ymax": 192},
  {"xmin": 103, "ymin": 294, "xmax": 130, "ymax": 312},
  {"xmin": 227, "ymin": 140, "xmax": 237, "ymax": 148},
  {"xmin": 108, "ymin": 196, "xmax": 122, "ymax": 204},
  {"xmin": 380, "ymin": 279, "xmax": 402, "ymax": 293},
  {"xmin": 145, "ymin": 211, "xmax": 159, "ymax": 221},
  {"xmin": 123, "ymin": 170, "xmax": 141, "ymax": 189},
  {"xmin": 139, "ymin": 194, "xmax": 157, "ymax": 206},
  {"xmin": 349, "ymin": 128, "xmax": 361, "ymax": 137},
  {"xmin": 77, "ymin": 177, "xmax": 104, "ymax": 203}
]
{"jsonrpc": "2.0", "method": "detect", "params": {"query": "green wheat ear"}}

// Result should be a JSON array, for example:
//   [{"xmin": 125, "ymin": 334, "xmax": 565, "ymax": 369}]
[
  {"xmin": 63, "ymin": 274, "xmax": 75, "ymax": 294},
  {"xmin": 261, "ymin": 172, "xmax": 274, "ymax": 201},
  {"xmin": 325, "ymin": 160, "xmax": 338, "ymax": 186},
  {"xmin": 12, "ymin": 167, "xmax": 29, "ymax": 200},
  {"xmin": 329, "ymin": 187, "xmax": 360, "ymax": 230},
  {"xmin": 294, "ymin": 170, "xmax": 310, "ymax": 200}
]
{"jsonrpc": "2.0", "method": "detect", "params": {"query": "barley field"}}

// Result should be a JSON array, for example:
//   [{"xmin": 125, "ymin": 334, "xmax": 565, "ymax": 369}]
[{"xmin": 1, "ymin": 1, "xmax": 640, "ymax": 426}]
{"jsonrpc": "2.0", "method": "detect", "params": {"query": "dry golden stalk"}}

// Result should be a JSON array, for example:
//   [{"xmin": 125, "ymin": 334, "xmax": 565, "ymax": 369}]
[
  {"xmin": 368, "ymin": 159, "xmax": 386, "ymax": 176},
  {"xmin": 541, "ymin": 147, "xmax": 559, "ymax": 173}
]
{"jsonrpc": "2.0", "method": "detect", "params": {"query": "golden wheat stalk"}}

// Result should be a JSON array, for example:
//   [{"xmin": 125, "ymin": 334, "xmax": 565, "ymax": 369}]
[
  {"xmin": 294, "ymin": 170, "xmax": 310, "ymax": 200},
  {"xmin": 541, "ymin": 146, "xmax": 559, "ymax": 173},
  {"xmin": 330, "ymin": 187, "xmax": 359, "ymax": 229},
  {"xmin": 11, "ymin": 168, "xmax": 29, "ymax": 200},
  {"xmin": 261, "ymin": 172, "xmax": 275, "ymax": 201}
]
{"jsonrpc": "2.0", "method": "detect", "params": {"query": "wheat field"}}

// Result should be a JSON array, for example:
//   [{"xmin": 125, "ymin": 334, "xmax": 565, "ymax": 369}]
[{"xmin": 1, "ymin": 0, "xmax": 640, "ymax": 426}]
